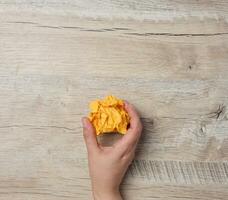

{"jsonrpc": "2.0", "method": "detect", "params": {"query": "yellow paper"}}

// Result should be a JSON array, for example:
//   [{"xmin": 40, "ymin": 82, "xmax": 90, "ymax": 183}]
[{"xmin": 88, "ymin": 95, "xmax": 130, "ymax": 135}]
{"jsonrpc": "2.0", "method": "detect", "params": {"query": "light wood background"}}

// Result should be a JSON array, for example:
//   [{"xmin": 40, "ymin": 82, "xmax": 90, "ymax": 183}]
[{"xmin": 0, "ymin": 1, "xmax": 228, "ymax": 199}]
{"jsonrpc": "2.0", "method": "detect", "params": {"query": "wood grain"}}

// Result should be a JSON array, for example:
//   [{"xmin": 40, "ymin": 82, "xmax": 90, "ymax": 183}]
[
  {"xmin": 1, "ymin": 0, "xmax": 228, "ymax": 21},
  {"xmin": 0, "ymin": 1, "xmax": 228, "ymax": 199}
]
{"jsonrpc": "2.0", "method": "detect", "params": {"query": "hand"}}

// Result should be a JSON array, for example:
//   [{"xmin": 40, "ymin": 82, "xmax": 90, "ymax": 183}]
[{"xmin": 82, "ymin": 101, "xmax": 142, "ymax": 200}]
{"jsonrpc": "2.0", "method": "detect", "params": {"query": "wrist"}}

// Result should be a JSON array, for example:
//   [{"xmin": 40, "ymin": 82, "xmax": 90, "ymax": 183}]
[{"xmin": 93, "ymin": 189, "xmax": 122, "ymax": 200}]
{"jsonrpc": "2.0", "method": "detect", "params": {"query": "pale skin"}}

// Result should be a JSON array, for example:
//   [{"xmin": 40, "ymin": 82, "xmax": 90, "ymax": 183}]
[{"xmin": 82, "ymin": 101, "xmax": 143, "ymax": 200}]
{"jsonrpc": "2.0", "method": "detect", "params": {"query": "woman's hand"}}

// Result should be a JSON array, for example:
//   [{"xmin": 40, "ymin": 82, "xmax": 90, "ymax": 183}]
[{"xmin": 82, "ymin": 101, "xmax": 142, "ymax": 200}]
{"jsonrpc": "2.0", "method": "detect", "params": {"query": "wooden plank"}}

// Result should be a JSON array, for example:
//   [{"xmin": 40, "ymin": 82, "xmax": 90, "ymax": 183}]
[
  {"xmin": 122, "ymin": 185, "xmax": 228, "ymax": 200},
  {"xmin": 1, "ymin": 0, "xmax": 228, "ymax": 21},
  {"xmin": 1, "ymin": 16, "xmax": 228, "ymax": 161},
  {"xmin": 127, "ymin": 160, "xmax": 228, "ymax": 184}
]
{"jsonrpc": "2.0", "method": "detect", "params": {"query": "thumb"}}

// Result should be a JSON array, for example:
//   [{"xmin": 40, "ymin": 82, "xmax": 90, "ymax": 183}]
[{"xmin": 82, "ymin": 117, "xmax": 99, "ymax": 153}]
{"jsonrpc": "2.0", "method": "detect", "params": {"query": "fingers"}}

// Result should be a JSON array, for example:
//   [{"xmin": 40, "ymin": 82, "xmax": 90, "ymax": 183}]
[
  {"xmin": 125, "ymin": 101, "xmax": 142, "ymax": 131},
  {"xmin": 115, "ymin": 101, "xmax": 142, "ymax": 153},
  {"xmin": 82, "ymin": 117, "xmax": 99, "ymax": 154}
]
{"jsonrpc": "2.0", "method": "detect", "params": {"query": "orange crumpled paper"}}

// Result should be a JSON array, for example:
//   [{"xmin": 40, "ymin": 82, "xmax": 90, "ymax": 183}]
[{"xmin": 88, "ymin": 95, "xmax": 130, "ymax": 135}]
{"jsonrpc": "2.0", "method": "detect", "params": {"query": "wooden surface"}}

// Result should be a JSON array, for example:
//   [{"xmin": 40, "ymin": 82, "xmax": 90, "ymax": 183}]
[{"xmin": 0, "ymin": 1, "xmax": 228, "ymax": 199}]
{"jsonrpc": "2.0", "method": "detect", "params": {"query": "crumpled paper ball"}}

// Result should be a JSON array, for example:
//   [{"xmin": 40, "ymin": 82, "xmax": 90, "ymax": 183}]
[{"xmin": 88, "ymin": 95, "xmax": 130, "ymax": 135}]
